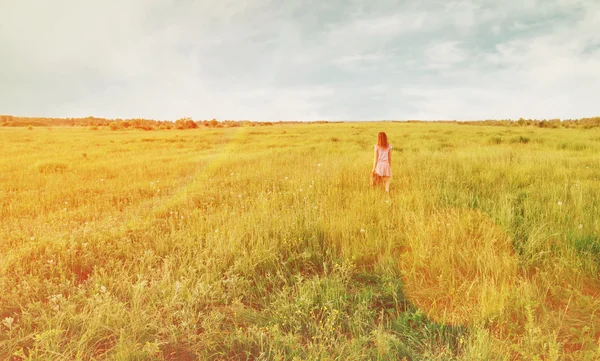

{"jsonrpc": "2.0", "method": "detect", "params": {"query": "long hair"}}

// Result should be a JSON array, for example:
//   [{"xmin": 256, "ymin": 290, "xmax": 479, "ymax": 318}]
[{"xmin": 377, "ymin": 132, "xmax": 389, "ymax": 148}]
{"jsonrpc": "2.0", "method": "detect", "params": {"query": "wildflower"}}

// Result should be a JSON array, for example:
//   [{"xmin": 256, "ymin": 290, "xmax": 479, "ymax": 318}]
[
  {"xmin": 47, "ymin": 259, "xmax": 55, "ymax": 265},
  {"xmin": 317, "ymin": 163, "xmax": 321, "ymax": 167},
  {"xmin": 2, "ymin": 317, "xmax": 14, "ymax": 329},
  {"xmin": 360, "ymin": 229, "xmax": 366, "ymax": 234},
  {"xmin": 30, "ymin": 236, "xmax": 35, "ymax": 241},
  {"xmin": 578, "ymin": 224, "xmax": 583, "ymax": 229},
  {"xmin": 215, "ymin": 229, "xmax": 219, "ymax": 233},
  {"xmin": 100, "ymin": 285, "xmax": 107, "ymax": 293},
  {"xmin": 82, "ymin": 242, "xmax": 88, "ymax": 247},
  {"xmin": 558, "ymin": 201, "xmax": 563, "ymax": 206}
]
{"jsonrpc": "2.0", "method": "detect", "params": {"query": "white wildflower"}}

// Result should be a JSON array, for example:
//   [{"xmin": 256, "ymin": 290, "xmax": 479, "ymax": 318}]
[{"xmin": 2, "ymin": 317, "xmax": 14, "ymax": 329}]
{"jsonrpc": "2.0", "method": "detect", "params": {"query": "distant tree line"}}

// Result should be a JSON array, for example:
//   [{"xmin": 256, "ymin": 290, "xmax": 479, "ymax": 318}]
[
  {"xmin": 457, "ymin": 117, "xmax": 600, "ymax": 129},
  {"xmin": 2, "ymin": 114, "xmax": 599, "ymax": 129},
  {"xmin": 0, "ymin": 115, "xmax": 281, "ymax": 130}
]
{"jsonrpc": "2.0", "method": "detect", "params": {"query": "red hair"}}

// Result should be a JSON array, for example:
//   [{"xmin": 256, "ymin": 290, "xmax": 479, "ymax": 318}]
[{"xmin": 377, "ymin": 132, "xmax": 388, "ymax": 148}]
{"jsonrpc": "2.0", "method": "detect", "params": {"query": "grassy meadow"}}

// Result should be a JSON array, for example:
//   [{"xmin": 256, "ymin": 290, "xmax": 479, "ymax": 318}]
[{"xmin": 1, "ymin": 122, "xmax": 600, "ymax": 360}]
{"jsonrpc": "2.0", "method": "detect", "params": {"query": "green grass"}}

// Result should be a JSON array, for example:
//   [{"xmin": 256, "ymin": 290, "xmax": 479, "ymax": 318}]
[{"xmin": 1, "ymin": 123, "xmax": 599, "ymax": 360}]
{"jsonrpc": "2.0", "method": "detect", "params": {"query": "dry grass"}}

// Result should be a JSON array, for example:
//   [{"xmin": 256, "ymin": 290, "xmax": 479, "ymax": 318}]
[
  {"xmin": 1, "ymin": 123, "xmax": 599, "ymax": 360},
  {"xmin": 399, "ymin": 208, "xmax": 518, "ymax": 326}
]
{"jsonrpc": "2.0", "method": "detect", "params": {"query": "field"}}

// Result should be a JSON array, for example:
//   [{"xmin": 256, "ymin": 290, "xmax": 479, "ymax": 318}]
[{"xmin": 1, "ymin": 122, "xmax": 600, "ymax": 360}]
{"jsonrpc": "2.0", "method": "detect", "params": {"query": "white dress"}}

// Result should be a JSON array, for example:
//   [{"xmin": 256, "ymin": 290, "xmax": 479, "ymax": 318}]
[{"xmin": 375, "ymin": 144, "xmax": 392, "ymax": 177}]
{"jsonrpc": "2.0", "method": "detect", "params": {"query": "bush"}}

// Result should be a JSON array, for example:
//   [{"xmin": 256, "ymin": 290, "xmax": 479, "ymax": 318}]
[
  {"xmin": 109, "ymin": 122, "xmax": 120, "ymax": 131},
  {"xmin": 489, "ymin": 137, "xmax": 503, "ymax": 144},
  {"xmin": 37, "ymin": 162, "xmax": 69, "ymax": 174},
  {"xmin": 510, "ymin": 136, "xmax": 530, "ymax": 144}
]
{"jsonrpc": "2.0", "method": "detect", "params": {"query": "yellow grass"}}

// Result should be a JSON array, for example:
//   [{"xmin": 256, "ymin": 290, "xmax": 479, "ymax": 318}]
[
  {"xmin": 1, "ymin": 122, "xmax": 599, "ymax": 360},
  {"xmin": 399, "ymin": 208, "xmax": 518, "ymax": 326}
]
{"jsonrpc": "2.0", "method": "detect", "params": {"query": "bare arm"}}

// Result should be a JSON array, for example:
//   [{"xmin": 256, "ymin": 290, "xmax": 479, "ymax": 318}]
[
  {"xmin": 388, "ymin": 148, "xmax": 391, "ymax": 166},
  {"xmin": 372, "ymin": 147, "xmax": 378, "ymax": 171}
]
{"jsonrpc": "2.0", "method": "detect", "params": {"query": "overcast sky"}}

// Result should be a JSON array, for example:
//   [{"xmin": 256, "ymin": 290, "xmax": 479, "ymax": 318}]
[{"xmin": 1, "ymin": 0, "xmax": 599, "ymax": 121}]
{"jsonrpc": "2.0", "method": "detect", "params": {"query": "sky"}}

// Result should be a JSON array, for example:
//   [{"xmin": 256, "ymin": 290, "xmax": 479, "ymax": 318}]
[{"xmin": 1, "ymin": 0, "xmax": 599, "ymax": 121}]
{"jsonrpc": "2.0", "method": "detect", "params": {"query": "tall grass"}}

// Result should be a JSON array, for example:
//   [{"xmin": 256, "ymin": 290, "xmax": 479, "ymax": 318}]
[{"xmin": 1, "ymin": 123, "xmax": 599, "ymax": 360}]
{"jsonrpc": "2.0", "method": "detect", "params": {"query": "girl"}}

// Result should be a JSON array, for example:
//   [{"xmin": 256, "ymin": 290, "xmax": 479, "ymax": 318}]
[{"xmin": 372, "ymin": 132, "xmax": 392, "ymax": 193}]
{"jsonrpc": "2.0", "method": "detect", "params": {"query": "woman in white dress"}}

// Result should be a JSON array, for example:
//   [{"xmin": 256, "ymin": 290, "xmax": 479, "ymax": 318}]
[{"xmin": 372, "ymin": 132, "xmax": 392, "ymax": 193}]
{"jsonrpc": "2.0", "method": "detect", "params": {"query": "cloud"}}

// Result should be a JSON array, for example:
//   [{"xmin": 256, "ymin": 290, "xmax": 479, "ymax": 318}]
[
  {"xmin": 424, "ymin": 41, "xmax": 468, "ymax": 69},
  {"xmin": 0, "ymin": 0, "xmax": 599, "ymax": 120}
]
